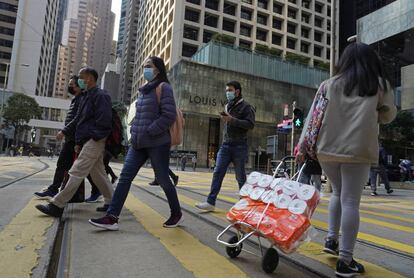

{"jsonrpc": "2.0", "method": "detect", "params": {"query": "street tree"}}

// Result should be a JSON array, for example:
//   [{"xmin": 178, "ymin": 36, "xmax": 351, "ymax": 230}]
[{"xmin": 3, "ymin": 93, "xmax": 42, "ymax": 143}]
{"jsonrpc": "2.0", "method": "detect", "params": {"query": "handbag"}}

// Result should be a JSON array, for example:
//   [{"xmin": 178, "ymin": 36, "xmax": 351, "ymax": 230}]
[{"xmin": 302, "ymin": 82, "xmax": 329, "ymax": 160}]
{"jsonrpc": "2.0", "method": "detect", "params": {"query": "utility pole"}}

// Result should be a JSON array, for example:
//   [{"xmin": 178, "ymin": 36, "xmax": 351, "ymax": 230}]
[{"xmin": 290, "ymin": 101, "xmax": 296, "ymax": 176}]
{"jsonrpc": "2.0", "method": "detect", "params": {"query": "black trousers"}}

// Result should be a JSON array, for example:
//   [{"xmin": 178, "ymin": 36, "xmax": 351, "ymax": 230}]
[{"xmin": 48, "ymin": 140, "xmax": 97, "ymax": 192}]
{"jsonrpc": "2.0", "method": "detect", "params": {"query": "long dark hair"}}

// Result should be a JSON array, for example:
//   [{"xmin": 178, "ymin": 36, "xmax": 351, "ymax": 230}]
[
  {"xmin": 334, "ymin": 42, "xmax": 389, "ymax": 97},
  {"xmin": 149, "ymin": 56, "xmax": 169, "ymax": 84}
]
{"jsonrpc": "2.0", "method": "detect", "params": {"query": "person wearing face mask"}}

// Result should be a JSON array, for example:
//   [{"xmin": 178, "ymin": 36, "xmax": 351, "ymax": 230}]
[
  {"xmin": 36, "ymin": 67, "xmax": 114, "ymax": 217},
  {"xmin": 88, "ymin": 56, "xmax": 182, "ymax": 230},
  {"xmin": 196, "ymin": 81, "xmax": 255, "ymax": 212},
  {"xmin": 34, "ymin": 75, "xmax": 86, "ymax": 199}
]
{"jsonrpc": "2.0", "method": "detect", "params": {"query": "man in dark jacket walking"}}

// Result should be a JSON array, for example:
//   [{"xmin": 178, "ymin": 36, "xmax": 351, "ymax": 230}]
[
  {"xmin": 36, "ymin": 67, "xmax": 114, "ymax": 217},
  {"xmin": 196, "ymin": 81, "xmax": 255, "ymax": 211}
]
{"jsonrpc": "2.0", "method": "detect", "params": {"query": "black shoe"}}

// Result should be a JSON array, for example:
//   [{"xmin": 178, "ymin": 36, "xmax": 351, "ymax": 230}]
[
  {"xmin": 335, "ymin": 259, "xmax": 365, "ymax": 277},
  {"xmin": 323, "ymin": 239, "xmax": 339, "ymax": 255},
  {"xmin": 96, "ymin": 204, "xmax": 109, "ymax": 212},
  {"xmin": 387, "ymin": 189, "xmax": 394, "ymax": 194},
  {"xmin": 111, "ymin": 176, "xmax": 118, "ymax": 184},
  {"xmin": 163, "ymin": 212, "xmax": 183, "ymax": 228},
  {"xmin": 35, "ymin": 203, "xmax": 63, "ymax": 217},
  {"xmin": 149, "ymin": 180, "xmax": 159, "ymax": 186},
  {"xmin": 172, "ymin": 175, "xmax": 179, "ymax": 186},
  {"xmin": 371, "ymin": 191, "xmax": 378, "ymax": 196}
]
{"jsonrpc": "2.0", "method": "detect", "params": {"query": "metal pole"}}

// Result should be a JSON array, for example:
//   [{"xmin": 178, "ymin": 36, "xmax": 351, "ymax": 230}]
[
  {"xmin": 0, "ymin": 62, "xmax": 9, "ymax": 125},
  {"xmin": 290, "ymin": 101, "xmax": 296, "ymax": 176}
]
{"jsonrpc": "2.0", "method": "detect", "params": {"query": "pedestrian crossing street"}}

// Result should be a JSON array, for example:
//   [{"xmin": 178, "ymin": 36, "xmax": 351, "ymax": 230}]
[{"xmin": 0, "ymin": 161, "xmax": 413, "ymax": 277}]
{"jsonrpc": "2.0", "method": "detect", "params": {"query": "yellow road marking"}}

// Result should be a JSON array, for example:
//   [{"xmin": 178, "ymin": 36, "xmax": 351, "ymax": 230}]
[
  {"xmin": 0, "ymin": 198, "xmax": 54, "ymax": 278},
  {"xmin": 172, "ymin": 192, "xmax": 405, "ymax": 278},
  {"xmin": 125, "ymin": 193, "xmax": 247, "ymax": 278}
]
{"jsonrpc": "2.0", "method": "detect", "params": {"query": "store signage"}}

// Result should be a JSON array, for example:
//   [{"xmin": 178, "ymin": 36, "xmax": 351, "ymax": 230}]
[{"xmin": 189, "ymin": 95, "xmax": 227, "ymax": 107}]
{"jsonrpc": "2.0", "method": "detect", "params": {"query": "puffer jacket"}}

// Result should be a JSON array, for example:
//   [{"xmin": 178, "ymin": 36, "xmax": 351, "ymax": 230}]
[
  {"xmin": 130, "ymin": 79, "xmax": 176, "ymax": 149},
  {"xmin": 63, "ymin": 86, "xmax": 112, "ymax": 145},
  {"xmin": 64, "ymin": 94, "xmax": 82, "ymax": 142}
]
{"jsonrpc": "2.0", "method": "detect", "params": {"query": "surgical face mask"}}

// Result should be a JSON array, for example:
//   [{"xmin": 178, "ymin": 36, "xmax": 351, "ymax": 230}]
[
  {"xmin": 226, "ymin": 90, "xmax": 236, "ymax": 101},
  {"xmin": 143, "ymin": 67, "xmax": 155, "ymax": 81},
  {"xmin": 78, "ymin": 79, "xmax": 87, "ymax": 90},
  {"xmin": 68, "ymin": 86, "xmax": 76, "ymax": 95}
]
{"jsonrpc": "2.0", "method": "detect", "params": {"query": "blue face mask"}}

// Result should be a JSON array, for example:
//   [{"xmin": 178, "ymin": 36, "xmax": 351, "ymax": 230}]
[
  {"xmin": 143, "ymin": 68, "xmax": 155, "ymax": 81},
  {"xmin": 226, "ymin": 91, "xmax": 236, "ymax": 101},
  {"xmin": 78, "ymin": 79, "xmax": 87, "ymax": 90}
]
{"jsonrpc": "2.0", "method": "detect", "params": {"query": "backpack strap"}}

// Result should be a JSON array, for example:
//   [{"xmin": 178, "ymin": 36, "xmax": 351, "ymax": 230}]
[{"xmin": 155, "ymin": 82, "xmax": 165, "ymax": 104}]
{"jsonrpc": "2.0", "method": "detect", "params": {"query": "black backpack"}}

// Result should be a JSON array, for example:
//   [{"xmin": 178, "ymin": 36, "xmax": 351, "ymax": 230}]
[{"xmin": 106, "ymin": 108, "xmax": 123, "ymax": 158}]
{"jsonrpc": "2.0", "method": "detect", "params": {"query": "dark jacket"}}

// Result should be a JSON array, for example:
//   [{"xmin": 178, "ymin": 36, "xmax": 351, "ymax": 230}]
[
  {"xmin": 223, "ymin": 97, "xmax": 255, "ymax": 144},
  {"xmin": 63, "ymin": 86, "xmax": 112, "ymax": 145},
  {"xmin": 130, "ymin": 79, "xmax": 176, "ymax": 149},
  {"xmin": 64, "ymin": 94, "xmax": 82, "ymax": 142}
]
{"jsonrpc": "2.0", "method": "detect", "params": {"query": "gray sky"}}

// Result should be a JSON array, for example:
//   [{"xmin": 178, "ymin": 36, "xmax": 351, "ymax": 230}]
[{"xmin": 111, "ymin": 0, "xmax": 122, "ymax": 41}]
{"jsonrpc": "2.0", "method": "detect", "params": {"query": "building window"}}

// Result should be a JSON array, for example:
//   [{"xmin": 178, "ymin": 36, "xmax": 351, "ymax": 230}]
[
  {"xmin": 315, "ymin": 16, "xmax": 323, "ymax": 28},
  {"xmin": 185, "ymin": 9, "xmax": 200, "ymax": 22},
  {"xmin": 0, "ymin": 26, "xmax": 15, "ymax": 36},
  {"xmin": 0, "ymin": 51, "xmax": 11, "ymax": 59},
  {"xmin": 256, "ymin": 29, "xmax": 267, "ymax": 41},
  {"xmin": 288, "ymin": 0, "xmax": 297, "ymax": 4},
  {"xmin": 314, "ymin": 31, "xmax": 322, "ymax": 42},
  {"xmin": 257, "ymin": 13, "xmax": 268, "ymax": 25},
  {"xmin": 327, "ymin": 6, "xmax": 331, "ymax": 16},
  {"xmin": 327, "ymin": 20, "xmax": 331, "ymax": 31},
  {"xmin": 204, "ymin": 13, "xmax": 218, "ymax": 28},
  {"xmin": 205, "ymin": 0, "xmax": 219, "ymax": 10},
  {"xmin": 287, "ymin": 23, "xmax": 296, "ymax": 34},
  {"xmin": 240, "ymin": 24, "xmax": 252, "ymax": 37},
  {"xmin": 223, "ymin": 19, "xmax": 235, "ymax": 32},
  {"xmin": 223, "ymin": 2, "xmax": 236, "ymax": 16},
  {"xmin": 272, "ymin": 33, "xmax": 282, "ymax": 45},
  {"xmin": 0, "ymin": 2, "xmax": 18, "ymax": 12},
  {"xmin": 239, "ymin": 40, "xmax": 251, "ymax": 50},
  {"xmin": 301, "ymin": 27, "xmax": 310, "ymax": 38},
  {"xmin": 183, "ymin": 26, "xmax": 199, "ymax": 41},
  {"xmin": 257, "ymin": 0, "xmax": 268, "ymax": 9},
  {"xmin": 288, "ymin": 8, "xmax": 297, "ymax": 19},
  {"xmin": 0, "ymin": 39, "xmax": 13, "ymax": 48},
  {"xmin": 273, "ymin": 18, "xmax": 282, "ymax": 29},
  {"xmin": 302, "ymin": 0, "xmax": 311, "ymax": 9},
  {"xmin": 301, "ymin": 12, "xmax": 310, "ymax": 24},
  {"xmin": 273, "ymin": 3, "xmax": 283, "ymax": 14},
  {"xmin": 182, "ymin": 43, "xmax": 198, "ymax": 57},
  {"xmin": 0, "ymin": 14, "xmax": 16, "ymax": 24},
  {"xmin": 186, "ymin": 0, "xmax": 200, "ymax": 4},
  {"xmin": 287, "ymin": 38, "xmax": 296, "ymax": 49},
  {"xmin": 314, "ymin": 46, "xmax": 322, "ymax": 57},
  {"xmin": 301, "ymin": 42, "xmax": 309, "ymax": 53},
  {"xmin": 326, "ymin": 49, "xmax": 330, "ymax": 60},
  {"xmin": 315, "ymin": 1, "xmax": 324, "ymax": 14},
  {"xmin": 327, "ymin": 34, "xmax": 331, "ymax": 45},
  {"xmin": 203, "ymin": 30, "xmax": 214, "ymax": 43},
  {"xmin": 241, "ymin": 0, "xmax": 253, "ymax": 4},
  {"xmin": 241, "ymin": 8, "xmax": 252, "ymax": 20}
]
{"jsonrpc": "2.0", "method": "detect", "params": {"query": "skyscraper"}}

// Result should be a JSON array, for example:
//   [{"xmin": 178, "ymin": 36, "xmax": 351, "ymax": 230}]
[
  {"xmin": 0, "ymin": 0, "xmax": 18, "ymax": 86},
  {"xmin": 116, "ymin": 0, "xmax": 128, "ymax": 57}
]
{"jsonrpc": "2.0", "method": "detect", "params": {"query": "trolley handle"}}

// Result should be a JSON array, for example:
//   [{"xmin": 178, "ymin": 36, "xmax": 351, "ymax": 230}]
[{"xmin": 217, "ymin": 222, "xmax": 256, "ymax": 247}]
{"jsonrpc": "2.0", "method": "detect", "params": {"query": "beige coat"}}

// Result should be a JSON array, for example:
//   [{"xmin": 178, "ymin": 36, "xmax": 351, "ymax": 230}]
[{"xmin": 301, "ymin": 77, "xmax": 397, "ymax": 164}]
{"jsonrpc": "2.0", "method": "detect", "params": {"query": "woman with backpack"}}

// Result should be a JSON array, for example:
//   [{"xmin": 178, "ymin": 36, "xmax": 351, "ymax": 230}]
[
  {"xmin": 296, "ymin": 43, "xmax": 396, "ymax": 277},
  {"xmin": 89, "ymin": 56, "xmax": 182, "ymax": 230}
]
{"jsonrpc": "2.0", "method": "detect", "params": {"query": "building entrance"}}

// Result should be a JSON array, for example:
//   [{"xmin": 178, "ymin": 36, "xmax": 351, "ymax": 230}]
[{"xmin": 207, "ymin": 118, "xmax": 220, "ymax": 168}]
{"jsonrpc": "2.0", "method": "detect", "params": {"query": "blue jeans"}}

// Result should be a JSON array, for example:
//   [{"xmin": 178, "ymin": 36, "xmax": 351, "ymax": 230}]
[
  {"xmin": 107, "ymin": 143, "xmax": 181, "ymax": 216},
  {"xmin": 207, "ymin": 143, "xmax": 248, "ymax": 206}
]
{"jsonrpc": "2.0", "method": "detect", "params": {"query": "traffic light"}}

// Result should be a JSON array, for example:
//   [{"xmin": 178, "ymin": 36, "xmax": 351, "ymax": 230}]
[{"xmin": 293, "ymin": 108, "xmax": 304, "ymax": 128}]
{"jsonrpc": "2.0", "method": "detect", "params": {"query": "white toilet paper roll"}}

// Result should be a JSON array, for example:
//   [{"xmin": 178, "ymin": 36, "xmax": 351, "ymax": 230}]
[
  {"xmin": 276, "ymin": 194, "xmax": 292, "ymax": 209},
  {"xmin": 250, "ymin": 187, "xmax": 266, "ymax": 200},
  {"xmin": 261, "ymin": 190, "xmax": 275, "ymax": 203},
  {"xmin": 288, "ymin": 199, "xmax": 308, "ymax": 215},
  {"xmin": 297, "ymin": 184, "xmax": 316, "ymax": 200},
  {"xmin": 283, "ymin": 180, "xmax": 300, "ymax": 193},
  {"xmin": 233, "ymin": 198, "xmax": 249, "ymax": 210},
  {"xmin": 247, "ymin": 172, "xmax": 262, "ymax": 185},
  {"xmin": 257, "ymin": 175, "xmax": 274, "ymax": 188},
  {"xmin": 239, "ymin": 184, "xmax": 254, "ymax": 197},
  {"xmin": 270, "ymin": 178, "xmax": 284, "ymax": 189}
]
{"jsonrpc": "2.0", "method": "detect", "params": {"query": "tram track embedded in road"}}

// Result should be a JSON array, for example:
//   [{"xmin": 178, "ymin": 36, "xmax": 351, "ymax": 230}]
[{"xmin": 0, "ymin": 159, "xmax": 49, "ymax": 189}]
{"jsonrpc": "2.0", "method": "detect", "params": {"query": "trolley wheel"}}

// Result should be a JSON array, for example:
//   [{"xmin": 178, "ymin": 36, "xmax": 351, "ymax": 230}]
[
  {"xmin": 261, "ymin": 248, "xmax": 279, "ymax": 273},
  {"xmin": 226, "ymin": 235, "xmax": 243, "ymax": 258}
]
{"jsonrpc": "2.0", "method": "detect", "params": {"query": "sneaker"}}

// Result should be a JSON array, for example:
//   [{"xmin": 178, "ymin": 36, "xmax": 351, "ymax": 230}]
[
  {"xmin": 34, "ymin": 188, "xmax": 57, "ymax": 200},
  {"xmin": 163, "ymin": 213, "xmax": 184, "ymax": 228},
  {"xmin": 96, "ymin": 204, "xmax": 109, "ymax": 212},
  {"xmin": 323, "ymin": 239, "xmax": 339, "ymax": 255},
  {"xmin": 387, "ymin": 189, "xmax": 394, "ymax": 194},
  {"xmin": 35, "ymin": 203, "xmax": 63, "ymax": 217},
  {"xmin": 195, "ymin": 202, "xmax": 215, "ymax": 212},
  {"xmin": 85, "ymin": 193, "xmax": 103, "ymax": 203},
  {"xmin": 89, "ymin": 215, "xmax": 119, "ymax": 231},
  {"xmin": 172, "ymin": 175, "xmax": 179, "ymax": 186},
  {"xmin": 149, "ymin": 180, "xmax": 159, "ymax": 186},
  {"xmin": 371, "ymin": 192, "xmax": 378, "ymax": 196},
  {"xmin": 335, "ymin": 259, "xmax": 365, "ymax": 277}
]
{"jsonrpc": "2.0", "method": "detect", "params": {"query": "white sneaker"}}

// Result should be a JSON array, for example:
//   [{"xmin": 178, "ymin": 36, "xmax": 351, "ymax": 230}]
[{"xmin": 195, "ymin": 202, "xmax": 215, "ymax": 212}]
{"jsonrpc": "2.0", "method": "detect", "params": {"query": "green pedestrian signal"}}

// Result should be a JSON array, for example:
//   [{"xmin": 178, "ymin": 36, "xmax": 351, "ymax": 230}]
[{"xmin": 293, "ymin": 108, "xmax": 303, "ymax": 128}]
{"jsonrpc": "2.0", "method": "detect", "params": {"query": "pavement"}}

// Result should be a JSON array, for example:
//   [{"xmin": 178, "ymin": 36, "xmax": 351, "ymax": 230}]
[{"xmin": 0, "ymin": 157, "xmax": 413, "ymax": 278}]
